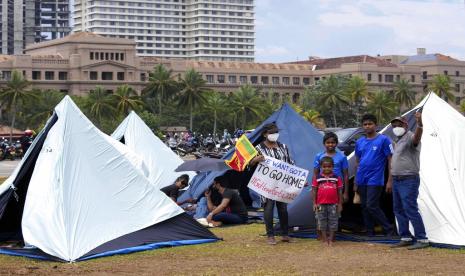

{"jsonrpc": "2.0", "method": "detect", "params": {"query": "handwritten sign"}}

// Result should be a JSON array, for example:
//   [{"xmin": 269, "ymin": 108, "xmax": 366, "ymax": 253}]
[{"xmin": 247, "ymin": 156, "xmax": 308, "ymax": 203}]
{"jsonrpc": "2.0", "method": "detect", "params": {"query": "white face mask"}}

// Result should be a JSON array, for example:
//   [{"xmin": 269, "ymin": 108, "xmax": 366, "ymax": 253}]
[
  {"xmin": 267, "ymin": 133, "xmax": 279, "ymax": 142},
  {"xmin": 393, "ymin": 127, "xmax": 406, "ymax": 137}
]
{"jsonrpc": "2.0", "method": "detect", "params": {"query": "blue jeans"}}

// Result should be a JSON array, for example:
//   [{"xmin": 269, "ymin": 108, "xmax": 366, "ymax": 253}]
[
  {"xmin": 194, "ymin": 197, "xmax": 209, "ymax": 219},
  {"xmin": 249, "ymin": 188, "xmax": 262, "ymax": 208},
  {"xmin": 358, "ymin": 185, "xmax": 392, "ymax": 234},
  {"xmin": 212, "ymin": 212, "xmax": 247, "ymax": 225},
  {"xmin": 393, "ymin": 175, "xmax": 427, "ymax": 241}
]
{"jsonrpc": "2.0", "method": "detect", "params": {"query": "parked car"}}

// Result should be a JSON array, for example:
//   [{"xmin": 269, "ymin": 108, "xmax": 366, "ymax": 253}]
[{"xmin": 335, "ymin": 126, "xmax": 382, "ymax": 156}]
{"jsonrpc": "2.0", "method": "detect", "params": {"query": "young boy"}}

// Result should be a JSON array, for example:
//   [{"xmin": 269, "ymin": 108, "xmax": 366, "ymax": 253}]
[
  {"xmin": 355, "ymin": 114, "xmax": 394, "ymax": 236},
  {"xmin": 312, "ymin": 156, "xmax": 343, "ymax": 246}
]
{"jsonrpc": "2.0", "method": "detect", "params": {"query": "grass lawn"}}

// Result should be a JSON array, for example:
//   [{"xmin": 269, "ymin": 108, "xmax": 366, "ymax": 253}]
[{"xmin": 0, "ymin": 223, "xmax": 464, "ymax": 275}]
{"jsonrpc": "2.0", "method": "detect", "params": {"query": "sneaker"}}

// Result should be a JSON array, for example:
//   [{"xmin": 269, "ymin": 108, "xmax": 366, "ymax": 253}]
[
  {"xmin": 390, "ymin": 240, "xmax": 413, "ymax": 248},
  {"xmin": 267, "ymin": 236, "xmax": 277, "ymax": 245},
  {"xmin": 407, "ymin": 242, "xmax": 430, "ymax": 250},
  {"xmin": 281, "ymin": 236, "xmax": 294, "ymax": 243}
]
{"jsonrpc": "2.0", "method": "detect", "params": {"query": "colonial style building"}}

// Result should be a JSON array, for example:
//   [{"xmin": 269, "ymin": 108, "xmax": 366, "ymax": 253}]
[{"xmin": 2, "ymin": 33, "xmax": 463, "ymax": 110}]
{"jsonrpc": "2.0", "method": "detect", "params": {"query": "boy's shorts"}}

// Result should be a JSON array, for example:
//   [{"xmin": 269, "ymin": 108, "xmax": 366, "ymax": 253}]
[{"xmin": 315, "ymin": 204, "xmax": 338, "ymax": 231}]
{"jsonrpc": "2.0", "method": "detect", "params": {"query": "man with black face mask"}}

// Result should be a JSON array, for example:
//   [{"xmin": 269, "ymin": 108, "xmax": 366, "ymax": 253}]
[{"xmin": 389, "ymin": 111, "xmax": 429, "ymax": 250}]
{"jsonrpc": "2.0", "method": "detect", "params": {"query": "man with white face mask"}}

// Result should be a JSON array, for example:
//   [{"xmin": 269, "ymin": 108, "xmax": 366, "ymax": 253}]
[{"xmin": 390, "ymin": 112, "xmax": 429, "ymax": 250}]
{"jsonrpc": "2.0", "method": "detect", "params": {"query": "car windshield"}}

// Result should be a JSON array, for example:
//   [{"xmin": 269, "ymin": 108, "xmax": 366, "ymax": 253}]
[{"xmin": 335, "ymin": 128, "xmax": 358, "ymax": 143}]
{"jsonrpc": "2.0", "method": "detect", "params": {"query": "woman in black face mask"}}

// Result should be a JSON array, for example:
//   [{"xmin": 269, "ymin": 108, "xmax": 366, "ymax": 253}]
[{"xmin": 250, "ymin": 122, "xmax": 294, "ymax": 245}]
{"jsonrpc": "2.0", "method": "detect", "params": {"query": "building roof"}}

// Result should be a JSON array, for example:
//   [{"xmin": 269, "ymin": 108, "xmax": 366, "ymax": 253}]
[
  {"xmin": 401, "ymin": 53, "xmax": 461, "ymax": 64},
  {"xmin": 185, "ymin": 60, "xmax": 312, "ymax": 71},
  {"xmin": 25, "ymin": 32, "xmax": 135, "ymax": 51},
  {"xmin": 287, "ymin": 55, "xmax": 398, "ymax": 70}
]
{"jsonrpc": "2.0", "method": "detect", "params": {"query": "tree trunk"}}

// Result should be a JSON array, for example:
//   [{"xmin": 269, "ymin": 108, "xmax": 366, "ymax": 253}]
[
  {"xmin": 213, "ymin": 110, "xmax": 217, "ymax": 137},
  {"xmin": 158, "ymin": 94, "xmax": 162, "ymax": 116},
  {"xmin": 9, "ymin": 105, "xmax": 16, "ymax": 143},
  {"xmin": 332, "ymin": 110, "xmax": 337, "ymax": 127},
  {"xmin": 241, "ymin": 111, "xmax": 246, "ymax": 129},
  {"xmin": 189, "ymin": 103, "xmax": 193, "ymax": 131}
]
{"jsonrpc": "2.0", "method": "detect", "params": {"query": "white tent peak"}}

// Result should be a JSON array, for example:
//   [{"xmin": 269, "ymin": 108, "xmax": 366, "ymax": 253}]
[{"xmin": 112, "ymin": 111, "xmax": 196, "ymax": 189}]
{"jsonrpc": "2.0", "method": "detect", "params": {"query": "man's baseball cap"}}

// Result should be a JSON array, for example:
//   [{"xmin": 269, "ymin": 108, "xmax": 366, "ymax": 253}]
[{"xmin": 390, "ymin": 116, "xmax": 408, "ymax": 124}]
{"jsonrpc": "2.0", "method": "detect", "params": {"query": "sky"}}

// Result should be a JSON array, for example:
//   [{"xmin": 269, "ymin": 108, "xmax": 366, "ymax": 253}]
[{"xmin": 255, "ymin": 0, "xmax": 465, "ymax": 62}]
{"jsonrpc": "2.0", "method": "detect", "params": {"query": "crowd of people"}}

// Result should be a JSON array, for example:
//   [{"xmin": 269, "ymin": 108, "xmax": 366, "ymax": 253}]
[{"xmin": 160, "ymin": 112, "xmax": 429, "ymax": 249}]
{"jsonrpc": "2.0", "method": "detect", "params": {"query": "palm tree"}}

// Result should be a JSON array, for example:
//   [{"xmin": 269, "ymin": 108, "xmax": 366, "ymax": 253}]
[
  {"xmin": 112, "ymin": 85, "xmax": 143, "ymax": 116},
  {"xmin": 345, "ymin": 76, "xmax": 368, "ymax": 122},
  {"xmin": 142, "ymin": 64, "xmax": 178, "ymax": 116},
  {"xmin": 0, "ymin": 70, "xmax": 37, "ymax": 141},
  {"xmin": 301, "ymin": 109, "xmax": 326, "ymax": 129},
  {"xmin": 393, "ymin": 79, "xmax": 416, "ymax": 112},
  {"xmin": 178, "ymin": 68, "xmax": 210, "ymax": 130},
  {"xmin": 366, "ymin": 91, "xmax": 398, "ymax": 124},
  {"xmin": 202, "ymin": 91, "xmax": 226, "ymax": 136},
  {"xmin": 230, "ymin": 85, "xmax": 263, "ymax": 129},
  {"xmin": 86, "ymin": 86, "xmax": 115, "ymax": 126},
  {"xmin": 315, "ymin": 75, "xmax": 350, "ymax": 127},
  {"xmin": 429, "ymin": 74, "xmax": 454, "ymax": 100},
  {"xmin": 27, "ymin": 89, "xmax": 65, "ymax": 127}
]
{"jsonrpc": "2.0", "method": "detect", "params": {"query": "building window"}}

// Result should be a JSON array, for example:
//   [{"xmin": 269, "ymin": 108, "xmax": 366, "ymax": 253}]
[
  {"xmin": 117, "ymin": 72, "xmax": 125, "ymax": 81},
  {"xmin": 455, "ymin": 97, "xmax": 461, "ymax": 105},
  {"xmin": 90, "ymin": 52, "xmax": 94, "ymax": 60},
  {"xmin": 111, "ymin": 53, "xmax": 114, "ymax": 60},
  {"xmin": 456, "ymin": 83, "xmax": 460, "ymax": 92},
  {"xmin": 385, "ymin": 75, "xmax": 394, "ymax": 82},
  {"xmin": 303, "ymin": 77, "xmax": 310, "ymax": 85},
  {"xmin": 261, "ymin": 76, "xmax": 269, "ymax": 85},
  {"xmin": 90, "ymin": 71, "xmax": 98, "ymax": 80},
  {"xmin": 102, "ymin": 72, "xmax": 113, "ymax": 80},
  {"xmin": 239, "ymin": 76, "xmax": 247, "ymax": 84},
  {"xmin": 444, "ymin": 70, "xmax": 448, "ymax": 75},
  {"xmin": 314, "ymin": 77, "xmax": 320, "ymax": 82},
  {"xmin": 140, "ymin": 73, "xmax": 146, "ymax": 81},
  {"xmin": 217, "ymin": 75, "xmax": 225, "ymax": 83},
  {"xmin": 105, "ymin": 53, "xmax": 109, "ymax": 60},
  {"xmin": 292, "ymin": 77, "xmax": 300, "ymax": 85},
  {"xmin": 100, "ymin": 52, "xmax": 104, "ymax": 60},
  {"xmin": 456, "ymin": 71, "xmax": 460, "ymax": 77},
  {"xmin": 228, "ymin": 75, "xmax": 236, "ymax": 84},
  {"xmin": 59, "ymin": 72, "xmax": 68, "ymax": 80},
  {"xmin": 120, "ymin": 53, "xmax": 125, "ymax": 61},
  {"xmin": 45, "ymin": 71, "xmax": 55, "ymax": 80},
  {"xmin": 411, "ymin": 75, "xmax": 415, "ymax": 83},
  {"xmin": 283, "ymin": 77, "xmax": 290, "ymax": 85},
  {"xmin": 2, "ymin": 71, "xmax": 11, "ymax": 80},
  {"xmin": 272, "ymin": 77, "xmax": 279, "ymax": 85},
  {"xmin": 250, "ymin": 76, "xmax": 258, "ymax": 84},
  {"xmin": 206, "ymin": 75, "xmax": 214, "ymax": 83},
  {"xmin": 367, "ymin": 74, "xmax": 372, "ymax": 81},
  {"xmin": 396, "ymin": 75, "xmax": 400, "ymax": 82},
  {"xmin": 115, "ymin": 54, "xmax": 119, "ymax": 61},
  {"xmin": 32, "ymin": 71, "xmax": 41, "ymax": 80},
  {"xmin": 422, "ymin": 71, "xmax": 427, "ymax": 80},
  {"xmin": 378, "ymin": 74, "xmax": 382, "ymax": 82}
]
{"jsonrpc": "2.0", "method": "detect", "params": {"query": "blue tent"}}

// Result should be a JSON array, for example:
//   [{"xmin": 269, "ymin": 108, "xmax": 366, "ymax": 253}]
[{"xmin": 179, "ymin": 103, "xmax": 324, "ymax": 228}]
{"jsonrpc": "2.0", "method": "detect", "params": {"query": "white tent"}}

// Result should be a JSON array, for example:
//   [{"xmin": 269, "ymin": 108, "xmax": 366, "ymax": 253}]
[
  {"xmin": 112, "ymin": 111, "xmax": 196, "ymax": 189},
  {"xmin": 348, "ymin": 93, "xmax": 465, "ymax": 246},
  {"xmin": 0, "ymin": 97, "xmax": 217, "ymax": 261}
]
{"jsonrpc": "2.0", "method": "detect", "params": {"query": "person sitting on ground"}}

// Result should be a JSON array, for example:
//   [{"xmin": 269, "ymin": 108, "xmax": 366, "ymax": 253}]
[
  {"xmin": 206, "ymin": 176, "xmax": 248, "ymax": 227},
  {"xmin": 161, "ymin": 174, "xmax": 189, "ymax": 202},
  {"xmin": 312, "ymin": 156, "xmax": 343, "ymax": 246}
]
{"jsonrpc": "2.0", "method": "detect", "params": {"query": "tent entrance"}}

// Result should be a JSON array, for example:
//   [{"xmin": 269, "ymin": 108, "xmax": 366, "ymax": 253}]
[{"xmin": 0, "ymin": 114, "xmax": 58, "ymax": 242}]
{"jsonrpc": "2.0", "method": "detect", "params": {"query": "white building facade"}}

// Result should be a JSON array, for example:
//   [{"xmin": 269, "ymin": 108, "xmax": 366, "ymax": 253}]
[{"xmin": 73, "ymin": 0, "xmax": 254, "ymax": 61}]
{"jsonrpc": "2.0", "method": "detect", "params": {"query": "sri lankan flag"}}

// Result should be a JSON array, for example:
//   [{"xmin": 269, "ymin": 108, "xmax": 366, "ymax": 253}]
[{"xmin": 225, "ymin": 135, "xmax": 258, "ymax": 171}]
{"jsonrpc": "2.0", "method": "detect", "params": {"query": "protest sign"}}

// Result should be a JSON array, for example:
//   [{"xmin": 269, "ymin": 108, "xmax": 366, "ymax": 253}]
[{"xmin": 247, "ymin": 156, "xmax": 308, "ymax": 203}]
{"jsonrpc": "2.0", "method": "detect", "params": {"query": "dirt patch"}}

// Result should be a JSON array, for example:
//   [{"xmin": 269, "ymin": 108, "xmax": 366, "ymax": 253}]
[{"xmin": 0, "ymin": 224, "xmax": 464, "ymax": 275}]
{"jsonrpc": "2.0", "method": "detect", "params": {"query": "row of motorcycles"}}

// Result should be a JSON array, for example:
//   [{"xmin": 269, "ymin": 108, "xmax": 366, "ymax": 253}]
[
  {"xmin": 167, "ymin": 133, "xmax": 237, "ymax": 159},
  {"xmin": 0, "ymin": 140, "xmax": 24, "ymax": 161}
]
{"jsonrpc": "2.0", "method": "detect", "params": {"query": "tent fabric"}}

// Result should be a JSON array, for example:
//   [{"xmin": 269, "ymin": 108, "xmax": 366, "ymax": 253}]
[
  {"xmin": 112, "ymin": 111, "xmax": 196, "ymax": 189},
  {"xmin": 347, "ymin": 93, "xmax": 465, "ymax": 246},
  {"xmin": 179, "ymin": 103, "xmax": 324, "ymax": 227},
  {"xmin": 0, "ymin": 96, "xmax": 218, "ymax": 261}
]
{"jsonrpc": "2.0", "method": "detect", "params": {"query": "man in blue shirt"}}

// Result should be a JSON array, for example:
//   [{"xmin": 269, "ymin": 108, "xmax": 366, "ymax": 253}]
[{"xmin": 355, "ymin": 114, "xmax": 394, "ymax": 236}]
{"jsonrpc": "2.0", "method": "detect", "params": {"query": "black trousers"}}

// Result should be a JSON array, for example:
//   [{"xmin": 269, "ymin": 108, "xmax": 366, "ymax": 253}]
[{"xmin": 264, "ymin": 198, "xmax": 288, "ymax": 237}]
